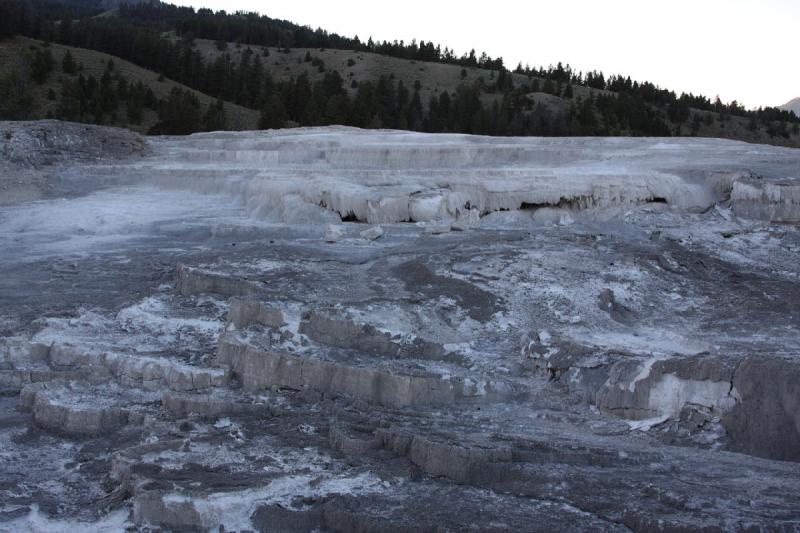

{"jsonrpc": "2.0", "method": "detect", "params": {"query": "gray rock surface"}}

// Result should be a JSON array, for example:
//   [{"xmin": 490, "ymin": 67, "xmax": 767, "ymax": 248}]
[
  {"xmin": 1, "ymin": 121, "xmax": 800, "ymax": 531},
  {"xmin": 0, "ymin": 120, "xmax": 147, "ymax": 168}
]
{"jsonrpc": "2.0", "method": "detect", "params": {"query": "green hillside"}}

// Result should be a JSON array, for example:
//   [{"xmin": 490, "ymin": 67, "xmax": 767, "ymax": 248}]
[{"xmin": 0, "ymin": 36, "xmax": 258, "ymax": 133}]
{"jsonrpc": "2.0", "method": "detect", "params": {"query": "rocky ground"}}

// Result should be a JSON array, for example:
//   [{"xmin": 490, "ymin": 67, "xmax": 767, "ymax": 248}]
[{"xmin": 1, "ymin": 121, "xmax": 800, "ymax": 532}]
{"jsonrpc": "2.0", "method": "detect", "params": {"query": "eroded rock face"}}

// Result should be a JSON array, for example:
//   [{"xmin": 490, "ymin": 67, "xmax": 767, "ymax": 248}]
[
  {"xmin": 732, "ymin": 177, "xmax": 800, "ymax": 222},
  {"xmin": 215, "ymin": 336, "xmax": 499, "ymax": 408},
  {"xmin": 228, "ymin": 298, "xmax": 286, "ymax": 329},
  {"xmin": 725, "ymin": 357, "xmax": 800, "ymax": 461},
  {"xmin": 1, "ymin": 120, "xmax": 147, "ymax": 168},
  {"xmin": 1, "ymin": 122, "xmax": 800, "ymax": 531},
  {"xmin": 20, "ymin": 381, "xmax": 157, "ymax": 436},
  {"xmin": 298, "ymin": 309, "xmax": 453, "ymax": 362}
]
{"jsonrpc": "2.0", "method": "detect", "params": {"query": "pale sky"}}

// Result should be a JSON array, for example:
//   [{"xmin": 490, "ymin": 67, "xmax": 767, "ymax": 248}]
[{"xmin": 171, "ymin": 0, "xmax": 799, "ymax": 110}]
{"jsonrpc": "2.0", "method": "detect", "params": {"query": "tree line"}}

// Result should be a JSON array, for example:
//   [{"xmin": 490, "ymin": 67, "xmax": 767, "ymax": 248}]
[
  {"xmin": 0, "ymin": 39, "xmax": 229, "ymax": 134},
  {"xmin": 1, "ymin": 0, "xmax": 797, "ymax": 140}
]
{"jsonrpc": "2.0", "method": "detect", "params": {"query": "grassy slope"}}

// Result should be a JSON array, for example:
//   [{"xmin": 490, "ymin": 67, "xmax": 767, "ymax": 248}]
[
  {"xmin": 189, "ymin": 38, "xmax": 598, "ymax": 105},
  {"xmin": 188, "ymin": 38, "xmax": 800, "ymax": 147},
  {"xmin": 3, "ymin": 31, "xmax": 797, "ymax": 146},
  {"xmin": 0, "ymin": 36, "xmax": 259, "ymax": 132}
]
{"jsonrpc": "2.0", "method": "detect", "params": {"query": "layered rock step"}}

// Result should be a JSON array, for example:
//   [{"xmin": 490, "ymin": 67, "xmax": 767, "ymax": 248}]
[
  {"xmin": 523, "ymin": 330, "xmax": 800, "ymax": 461},
  {"xmin": 141, "ymin": 131, "xmax": 800, "ymax": 223},
  {"xmin": 216, "ymin": 335, "xmax": 509, "ymax": 409},
  {"xmin": 249, "ymin": 482, "xmax": 627, "ymax": 533},
  {"xmin": 161, "ymin": 389, "xmax": 282, "ymax": 420},
  {"xmin": 115, "ymin": 420, "xmax": 627, "ymax": 532},
  {"xmin": 5, "ymin": 279, "xmax": 800, "ymax": 531},
  {"xmin": 732, "ymin": 177, "xmax": 800, "ymax": 222},
  {"xmin": 101, "ymin": 381, "xmax": 630, "ymax": 532},
  {"xmin": 188, "ymin": 255, "xmax": 800, "ymax": 462},
  {"xmin": 19, "ymin": 380, "xmax": 160, "ymax": 436},
  {"xmin": 0, "ymin": 337, "xmax": 77, "ymax": 394},
  {"xmin": 45, "ymin": 344, "xmax": 229, "ymax": 393},
  {"xmin": 326, "ymin": 403, "xmax": 800, "ymax": 531},
  {"xmin": 177, "ymin": 263, "xmax": 271, "ymax": 299}
]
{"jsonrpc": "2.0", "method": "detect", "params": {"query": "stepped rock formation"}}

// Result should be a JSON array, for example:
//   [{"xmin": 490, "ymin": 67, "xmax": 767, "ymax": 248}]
[{"xmin": 1, "ymin": 121, "xmax": 800, "ymax": 531}]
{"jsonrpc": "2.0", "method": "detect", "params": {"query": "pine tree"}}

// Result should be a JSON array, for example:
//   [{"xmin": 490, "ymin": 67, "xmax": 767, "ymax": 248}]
[
  {"xmin": 203, "ymin": 98, "xmax": 227, "ymax": 131},
  {"xmin": 259, "ymin": 96, "xmax": 287, "ymax": 129},
  {"xmin": 31, "ymin": 47, "xmax": 54, "ymax": 84},
  {"xmin": 407, "ymin": 89, "xmax": 423, "ymax": 131},
  {"xmin": 56, "ymin": 78, "xmax": 83, "ymax": 122},
  {"xmin": 62, "ymin": 50, "xmax": 76, "ymax": 74},
  {"xmin": 150, "ymin": 88, "xmax": 201, "ymax": 134},
  {"xmin": 0, "ymin": 72, "xmax": 36, "ymax": 120}
]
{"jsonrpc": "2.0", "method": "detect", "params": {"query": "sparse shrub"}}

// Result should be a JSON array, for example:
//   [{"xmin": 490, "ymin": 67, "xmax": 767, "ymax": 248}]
[{"xmin": 311, "ymin": 56, "xmax": 325, "ymax": 73}]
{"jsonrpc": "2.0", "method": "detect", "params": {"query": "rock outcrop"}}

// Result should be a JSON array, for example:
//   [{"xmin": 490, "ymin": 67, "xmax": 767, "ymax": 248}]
[{"xmin": 2, "ymin": 122, "xmax": 800, "ymax": 531}]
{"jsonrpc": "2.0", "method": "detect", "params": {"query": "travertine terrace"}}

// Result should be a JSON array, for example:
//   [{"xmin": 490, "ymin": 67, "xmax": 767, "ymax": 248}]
[{"xmin": 1, "ymin": 121, "xmax": 800, "ymax": 531}]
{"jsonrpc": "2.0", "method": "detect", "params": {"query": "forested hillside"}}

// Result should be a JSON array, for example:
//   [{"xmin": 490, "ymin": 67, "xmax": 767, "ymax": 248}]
[{"xmin": 1, "ymin": 0, "xmax": 798, "ymax": 145}]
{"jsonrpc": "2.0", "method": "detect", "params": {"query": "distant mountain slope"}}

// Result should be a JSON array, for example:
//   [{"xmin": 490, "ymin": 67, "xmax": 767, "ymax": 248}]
[
  {"xmin": 183, "ymin": 38, "xmax": 800, "ymax": 147},
  {"xmin": 50, "ymin": 0, "xmax": 154, "ymax": 11},
  {"xmin": 1, "ymin": 0, "xmax": 799, "ymax": 145},
  {"xmin": 780, "ymin": 97, "xmax": 800, "ymax": 116},
  {"xmin": 185, "ymin": 38, "xmax": 602, "ymax": 106}
]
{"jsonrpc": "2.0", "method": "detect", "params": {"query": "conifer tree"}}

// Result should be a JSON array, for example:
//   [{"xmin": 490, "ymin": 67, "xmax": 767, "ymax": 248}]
[
  {"xmin": 62, "ymin": 50, "xmax": 76, "ymax": 74},
  {"xmin": 203, "ymin": 98, "xmax": 227, "ymax": 131}
]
